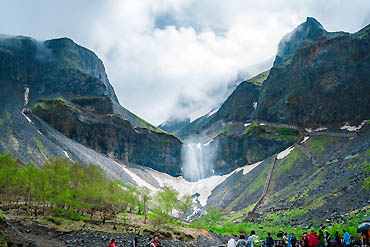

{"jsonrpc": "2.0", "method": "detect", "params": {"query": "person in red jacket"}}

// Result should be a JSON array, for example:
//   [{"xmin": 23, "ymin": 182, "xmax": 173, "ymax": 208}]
[
  {"xmin": 310, "ymin": 232, "xmax": 320, "ymax": 247},
  {"xmin": 109, "ymin": 238, "xmax": 116, "ymax": 247},
  {"xmin": 302, "ymin": 233, "xmax": 309, "ymax": 247},
  {"xmin": 308, "ymin": 232, "xmax": 314, "ymax": 247}
]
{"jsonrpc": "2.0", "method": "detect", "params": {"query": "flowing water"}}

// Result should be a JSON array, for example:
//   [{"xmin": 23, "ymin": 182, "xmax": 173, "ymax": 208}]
[{"xmin": 181, "ymin": 140, "xmax": 218, "ymax": 182}]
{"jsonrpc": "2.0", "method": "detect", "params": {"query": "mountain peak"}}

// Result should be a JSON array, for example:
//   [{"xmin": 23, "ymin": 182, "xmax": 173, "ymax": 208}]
[{"xmin": 274, "ymin": 17, "xmax": 327, "ymax": 65}]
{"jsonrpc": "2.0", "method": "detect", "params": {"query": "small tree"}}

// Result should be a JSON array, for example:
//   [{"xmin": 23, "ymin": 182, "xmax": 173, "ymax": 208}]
[
  {"xmin": 204, "ymin": 206, "xmax": 223, "ymax": 228},
  {"xmin": 138, "ymin": 187, "xmax": 152, "ymax": 223},
  {"xmin": 177, "ymin": 194, "xmax": 195, "ymax": 221}
]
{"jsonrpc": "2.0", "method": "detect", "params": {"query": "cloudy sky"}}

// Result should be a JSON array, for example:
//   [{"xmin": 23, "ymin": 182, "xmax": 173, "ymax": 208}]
[{"xmin": 1, "ymin": 0, "xmax": 369, "ymax": 125}]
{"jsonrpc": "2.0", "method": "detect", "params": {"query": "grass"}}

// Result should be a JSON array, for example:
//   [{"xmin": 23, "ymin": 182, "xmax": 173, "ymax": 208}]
[
  {"xmin": 243, "ymin": 124, "xmax": 299, "ymax": 142},
  {"xmin": 4, "ymin": 110, "xmax": 10, "ymax": 119},
  {"xmin": 33, "ymin": 137, "xmax": 46, "ymax": 154},
  {"xmin": 274, "ymin": 148, "xmax": 305, "ymax": 177},
  {"xmin": 219, "ymin": 125, "xmax": 235, "ymax": 134},
  {"xmin": 7, "ymin": 128, "xmax": 19, "ymax": 151},
  {"xmin": 0, "ymin": 232, "xmax": 7, "ymax": 247},
  {"xmin": 243, "ymin": 123, "xmax": 261, "ymax": 135},
  {"xmin": 245, "ymin": 70, "xmax": 270, "ymax": 86},
  {"xmin": 305, "ymin": 136, "xmax": 336, "ymax": 155}
]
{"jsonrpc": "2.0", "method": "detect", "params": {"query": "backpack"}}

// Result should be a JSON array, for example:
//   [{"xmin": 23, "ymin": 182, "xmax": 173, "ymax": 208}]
[{"xmin": 254, "ymin": 236, "xmax": 261, "ymax": 247}]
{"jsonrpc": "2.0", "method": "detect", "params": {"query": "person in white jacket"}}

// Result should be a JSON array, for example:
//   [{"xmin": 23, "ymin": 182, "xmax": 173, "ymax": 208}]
[{"xmin": 228, "ymin": 237, "xmax": 237, "ymax": 247}]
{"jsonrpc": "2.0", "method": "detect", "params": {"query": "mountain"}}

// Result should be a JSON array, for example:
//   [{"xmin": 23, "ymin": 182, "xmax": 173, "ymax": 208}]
[
  {"xmin": 256, "ymin": 22, "xmax": 370, "ymax": 126},
  {"xmin": 193, "ymin": 17, "xmax": 370, "ymax": 222},
  {"xmin": 0, "ymin": 35, "xmax": 182, "ymax": 176}
]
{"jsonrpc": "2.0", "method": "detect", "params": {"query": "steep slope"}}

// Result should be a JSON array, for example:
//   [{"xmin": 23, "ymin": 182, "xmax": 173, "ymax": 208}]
[
  {"xmin": 32, "ymin": 97, "xmax": 182, "ymax": 175},
  {"xmin": 163, "ymin": 71, "xmax": 269, "ymax": 140},
  {"xmin": 0, "ymin": 35, "xmax": 182, "ymax": 174},
  {"xmin": 207, "ymin": 123, "xmax": 370, "ymax": 224},
  {"xmin": 256, "ymin": 22, "xmax": 370, "ymax": 126}
]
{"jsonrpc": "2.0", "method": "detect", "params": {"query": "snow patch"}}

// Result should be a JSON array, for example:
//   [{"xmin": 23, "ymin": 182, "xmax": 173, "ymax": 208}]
[
  {"xmin": 244, "ymin": 122, "xmax": 251, "ymax": 127},
  {"xmin": 207, "ymin": 108, "xmax": 219, "ymax": 117},
  {"xmin": 277, "ymin": 146, "xmax": 295, "ymax": 160},
  {"xmin": 260, "ymin": 123, "xmax": 266, "ymax": 126},
  {"xmin": 305, "ymin": 127, "xmax": 327, "ymax": 132},
  {"xmin": 24, "ymin": 87, "xmax": 29, "ymax": 106},
  {"xmin": 340, "ymin": 121, "xmax": 366, "ymax": 132},
  {"xmin": 145, "ymin": 161, "xmax": 262, "ymax": 206},
  {"xmin": 253, "ymin": 102, "xmax": 257, "ymax": 109},
  {"xmin": 114, "ymin": 161, "xmax": 158, "ymax": 192},
  {"xmin": 37, "ymin": 130, "xmax": 44, "ymax": 136},
  {"xmin": 63, "ymin": 151, "xmax": 70, "ymax": 159},
  {"xmin": 300, "ymin": 136, "xmax": 309, "ymax": 144},
  {"xmin": 22, "ymin": 110, "xmax": 32, "ymax": 124}
]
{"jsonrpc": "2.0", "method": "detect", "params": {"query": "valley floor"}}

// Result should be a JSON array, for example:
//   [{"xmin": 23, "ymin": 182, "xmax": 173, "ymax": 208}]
[{"xmin": 0, "ymin": 209, "xmax": 228, "ymax": 247}]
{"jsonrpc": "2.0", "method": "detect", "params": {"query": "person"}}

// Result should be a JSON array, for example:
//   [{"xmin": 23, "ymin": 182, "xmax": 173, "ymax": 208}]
[
  {"xmin": 343, "ymin": 230, "xmax": 350, "ymax": 247},
  {"xmin": 146, "ymin": 237, "xmax": 154, "ymax": 247},
  {"xmin": 291, "ymin": 233, "xmax": 297, "ymax": 247},
  {"xmin": 319, "ymin": 230, "xmax": 325, "ymax": 247},
  {"xmin": 131, "ymin": 237, "xmax": 139, "ymax": 247},
  {"xmin": 236, "ymin": 234, "xmax": 248, "ymax": 247},
  {"xmin": 283, "ymin": 233, "xmax": 289, "ymax": 247},
  {"xmin": 228, "ymin": 236, "xmax": 237, "ymax": 247},
  {"xmin": 287, "ymin": 233, "xmax": 291, "ymax": 247},
  {"xmin": 302, "ymin": 232, "xmax": 309, "ymax": 247},
  {"xmin": 151, "ymin": 236, "xmax": 162, "ymax": 247},
  {"xmin": 246, "ymin": 230, "xmax": 261, "ymax": 247},
  {"xmin": 313, "ymin": 231, "xmax": 320, "ymax": 247},
  {"xmin": 266, "ymin": 232, "xmax": 274, "ymax": 247},
  {"xmin": 334, "ymin": 231, "xmax": 340, "ymax": 247},
  {"xmin": 324, "ymin": 230, "xmax": 331, "ymax": 247},
  {"xmin": 109, "ymin": 238, "xmax": 116, "ymax": 247}
]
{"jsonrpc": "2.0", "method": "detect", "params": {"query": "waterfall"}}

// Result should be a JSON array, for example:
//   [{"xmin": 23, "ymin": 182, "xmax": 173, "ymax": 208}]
[{"xmin": 181, "ymin": 140, "xmax": 218, "ymax": 182}]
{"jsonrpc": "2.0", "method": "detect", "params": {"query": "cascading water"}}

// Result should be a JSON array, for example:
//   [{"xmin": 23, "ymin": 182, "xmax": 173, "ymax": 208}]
[{"xmin": 181, "ymin": 139, "xmax": 218, "ymax": 182}]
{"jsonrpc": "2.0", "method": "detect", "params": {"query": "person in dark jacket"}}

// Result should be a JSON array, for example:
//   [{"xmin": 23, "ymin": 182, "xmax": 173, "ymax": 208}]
[
  {"xmin": 324, "ymin": 230, "xmax": 331, "ymax": 247},
  {"xmin": 319, "ymin": 230, "xmax": 325, "ymax": 247},
  {"xmin": 291, "ymin": 233, "xmax": 297, "ymax": 247},
  {"xmin": 266, "ymin": 232, "xmax": 274, "ymax": 247},
  {"xmin": 334, "ymin": 232, "xmax": 341, "ymax": 247}
]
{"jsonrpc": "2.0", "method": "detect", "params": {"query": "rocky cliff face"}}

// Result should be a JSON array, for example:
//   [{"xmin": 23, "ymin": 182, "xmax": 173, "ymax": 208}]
[
  {"xmin": 32, "ymin": 97, "xmax": 182, "ymax": 176},
  {"xmin": 274, "ymin": 17, "xmax": 328, "ymax": 66},
  {"xmin": 256, "ymin": 21, "xmax": 370, "ymax": 126}
]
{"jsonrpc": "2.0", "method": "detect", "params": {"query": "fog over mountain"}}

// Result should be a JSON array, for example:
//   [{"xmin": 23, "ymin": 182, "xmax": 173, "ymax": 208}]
[{"xmin": 0, "ymin": 0, "xmax": 369, "ymax": 125}]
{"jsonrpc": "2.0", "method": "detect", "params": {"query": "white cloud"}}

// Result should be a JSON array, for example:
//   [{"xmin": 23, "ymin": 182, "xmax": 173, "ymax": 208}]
[{"xmin": 0, "ymin": 0, "xmax": 369, "ymax": 125}]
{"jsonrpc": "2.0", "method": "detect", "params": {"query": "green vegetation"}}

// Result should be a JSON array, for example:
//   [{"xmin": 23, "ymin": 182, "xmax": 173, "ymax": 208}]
[
  {"xmin": 305, "ymin": 136, "xmax": 336, "ymax": 155},
  {"xmin": 243, "ymin": 124, "xmax": 299, "ymax": 142},
  {"xmin": 275, "ymin": 148, "xmax": 305, "ymax": 177},
  {"xmin": 7, "ymin": 128, "xmax": 19, "ymax": 151},
  {"xmin": 0, "ymin": 232, "xmax": 7, "ymax": 247},
  {"xmin": 4, "ymin": 110, "xmax": 10, "ymax": 120},
  {"xmin": 243, "ymin": 123, "xmax": 261, "ymax": 135},
  {"xmin": 245, "ymin": 70, "xmax": 270, "ymax": 86},
  {"xmin": 32, "ymin": 97, "xmax": 69, "ymax": 111},
  {"xmin": 33, "ymin": 137, "xmax": 46, "ymax": 154},
  {"xmin": 0, "ymin": 154, "xmax": 192, "ymax": 228},
  {"xmin": 351, "ymin": 149, "xmax": 370, "ymax": 190},
  {"xmin": 218, "ymin": 125, "xmax": 235, "ymax": 135},
  {"xmin": 0, "ymin": 117, "xmax": 3, "ymax": 127}
]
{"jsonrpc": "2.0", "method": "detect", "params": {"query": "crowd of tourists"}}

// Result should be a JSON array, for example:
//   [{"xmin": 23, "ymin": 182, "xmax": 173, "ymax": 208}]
[{"xmin": 227, "ymin": 229, "xmax": 364, "ymax": 247}]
